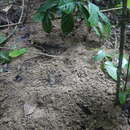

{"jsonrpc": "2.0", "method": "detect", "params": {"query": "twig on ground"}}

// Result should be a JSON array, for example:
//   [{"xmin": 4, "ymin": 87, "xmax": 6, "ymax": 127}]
[
  {"xmin": 23, "ymin": 52, "xmax": 64, "ymax": 63},
  {"xmin": 101, "ymin": 7, "xmax": 123, "ymax": 13},
  {"xmin": 0, "ymin": 0, "xmax": 25, "ymax": 44},
  {"xmin": 0, "ymin": 22, "xmax": 22, "ymax": 28},
  {"xmin": 32, "ymin": 52, "xmax": 64, "ymax": 59}
]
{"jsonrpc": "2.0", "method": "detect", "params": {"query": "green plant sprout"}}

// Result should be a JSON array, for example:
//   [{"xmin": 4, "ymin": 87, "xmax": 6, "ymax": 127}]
[
  {"xmin": 0, "ymin": 46, "xmax": 27, "ymax": 64},
  {"xmin": 94, "ymin": 0, "xmax": 130, "ymax": 105},
  {"xmin": 93, "ymin": 50, "xmax": 130, "ymax": 104},
  {"xmin": 32, "ymin": 0, "xmax": 111, "ymax": 37}
]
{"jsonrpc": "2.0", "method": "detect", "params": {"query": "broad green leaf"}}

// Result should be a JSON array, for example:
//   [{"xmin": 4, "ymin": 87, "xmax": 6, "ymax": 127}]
[
  {"xmin": 96, "ymin": 22, "xmax": 109, "ymax": 37},
  {"xmin": 119, "ymin": 91, "xmax": 127, "ymax": 104},
  {"xmin": 98, "ymin": 12, "xmax": 110, "ymax": 25},
  {"xmin": 79, "ymin": 4, "xmax": 89, "ymax": 17},
  {"xmin": 98, "ymin": 22, "xmax": 104, "ymax": 34},
  {"xmin": 122, "ymin": 58, "xmax": 128, "ymax": 69},
  {"xmin": 102, "ymin": 23, "xmax": 111, "ymax": 37},
  {"xmin": 88, "ymin": 2, "xmax": 99, "ymax": 26},
  {"xmin": 100, "ymin": 63, "xmax": 105, "ymax": 72},
  {"xmin": 104, "ymin": 61, "xmax": 117, "ymax": 80},
  {"xmin": 98, "ymin": 22, "xmax": 110, "ymax": 37},
  {"xmin": 37, "ymin": 0, "xmax": 58, "ymax": 12},
  {"xmin": 0, "ymin": 34, "xmax": 6, "ymax": 45},
  {"xmin": 42, "ymin": 14, "xmax": 52, "ymax": 33},
  {"xmin": 98, "ymin": 12, "xmax": 111, "ymax": 36},
  {"xmin": 127, "ymin": 0, "xmax": 130, "ymax": 9},
  {"xmin": 79, "ymin": 4, "xmax": 90, "ymax": 26},
  {"xmin": 9, "ymin": 48, "xmax": 27, "ymax": 58},
  {"xmin": 61, "ymin": 13, "xmax": 74, "ymax": 34},
  {"xmin": 32, "ymin": 12, "xmax": 44, "ymax": 22},
  {"xmin": 87, "ymin": 2, "xmax": 110, "ymax": 37},
  {"xmin": 0, "ymin": 51, "xmax": 11, "ymax": 63},
  {"xmin": 116, "ymin": 57, "xmax": 129, "ymax": 69},
  {"xmin": 93, "ymin": 50, "xmax": 106, "ymax": 62},
  {"xmin": 59, "ymin": 0, "xmax": 76, "ymax": 14}
]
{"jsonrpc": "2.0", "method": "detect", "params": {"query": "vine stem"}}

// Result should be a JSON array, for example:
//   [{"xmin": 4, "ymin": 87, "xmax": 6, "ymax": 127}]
[
  {"xmin": 116, "ymin": 0, "xmax": 128, "ymax": 104},
  {"xmin": 124, "ymin": 55, "xmax": 130, "ymax": 91}
]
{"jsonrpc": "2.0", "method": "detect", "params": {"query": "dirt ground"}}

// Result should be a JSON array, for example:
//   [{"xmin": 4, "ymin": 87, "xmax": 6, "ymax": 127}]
[{"xmin": 0, "ymin": 1, "xmax": 130, "ymax": 130}]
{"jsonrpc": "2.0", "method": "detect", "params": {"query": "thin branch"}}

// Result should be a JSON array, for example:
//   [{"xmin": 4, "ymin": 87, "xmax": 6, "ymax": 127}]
[
  {"xmin": 22, "ymin": 52, "xmax": 64, "ymax": 64},
  {"xmin": 32, "ymin": 52, "xmax": 64, "ymax": 59},
  {"xmin": 0, "ymin": 22, "xmax": 22, "ymax": 28},
  {"xmin": 101, "ymin": 7, "xmax": 123, "ymax": 13},
  {"xmin": 0, "ymin": 0, "xmax": 25, "ymax": 45}
]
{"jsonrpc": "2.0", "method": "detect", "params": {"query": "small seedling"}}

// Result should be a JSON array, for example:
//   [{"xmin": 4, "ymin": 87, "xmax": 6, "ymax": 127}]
[
  {"xmin": 94, "ymin": 49, "xmax": 130, "ymax": 104},
  {"xmin": 0, "ymin": 48, "xmax": 27, "ymax": 64},
  {"xmin": 0, "ymin": 33, "xmax": 27, "ymax": 64}
]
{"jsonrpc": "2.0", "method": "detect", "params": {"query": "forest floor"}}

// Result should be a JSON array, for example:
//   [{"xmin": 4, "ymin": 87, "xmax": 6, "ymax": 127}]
[{"xmin": 0, "ymin": 0, "xmax": 130, "ymax": 130}]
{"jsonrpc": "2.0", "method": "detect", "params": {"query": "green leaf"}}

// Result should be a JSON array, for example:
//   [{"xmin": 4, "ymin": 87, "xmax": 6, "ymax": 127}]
[
  {"xmin": 37, "ymin": 0, "xmax": 58, "ymax": 12},
  {"xmin": 0, "ymin": 34, "xmax": 6, "ymax": 45},
  {"xmin": 98, "ymin": 12, "xmax": 110, "ymax": 25},
  {"xmin": 127, "ymin": 0, "xmax": 130, "ymax": 9},
  {"xmin": 32, "ymin": 12, "xmax": 44, "ymax": 22},
  {"xmin": 42, "ymin": 14, "xmax": 52, "ymax": 33},
  {"xmin": 104, "ymin": 61, "xmax": 117, "ymax": 81},
  {"xmin": 9, "ymin": 48, "xmax": 27, "ymax": 58},
  {"xmin": 116, "ymin": 57, "xmax": 129, "ymax": 69},
  {"xmin": 87, "ymin": 2, "xmax": 110, "ymax": 37},
  {"xmin": 98, "ymin": 22, "xmax": 104, "ymax": 34},
  {"xmin": 100, "ymin": 63, "xmax": 105, "ymax": 72},
  {"xmin": 88, "ymin": 2, "xmax": 99, "ymax": 26},
  {"xmin": 59, "ymin": 0, "xmax": 76, "ymax": 14},
  {"xmin": 79, "ymin": 4, "xmax": 90, "ymax": 26},
  {"xmin": 119, "ymin": 91, "xmax": 127, "ymax": 104},
  {"xmin": 98, "ymin": 12, "xmax": 111, "ymax": 36},
  {"xmin": 61, "ymin": 13, "xmax": 74, "ymax": 34},
  {"xmin": 122, "ymin": 57, "xmax": 128, "ymax": 69},
  {"xmin": 0, "ymin": 51, "xmax": 11, "ymax": 63},
  {"xmin": 98, "ymin": 22, "xmax": 110, "ymax": 37},
  {"xmin": 93, "ymin": 50, "xmax": 106, "ymax": 62}
]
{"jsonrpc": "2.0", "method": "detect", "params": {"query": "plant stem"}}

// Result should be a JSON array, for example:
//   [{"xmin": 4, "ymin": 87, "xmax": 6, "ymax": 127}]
[
  {"xmin": 116, "ymin": 0, "xmax": 127, "ymax": 104},
  {"xmin": 124, "ymin": 55, "xmax": 130, "ymax": 91}
]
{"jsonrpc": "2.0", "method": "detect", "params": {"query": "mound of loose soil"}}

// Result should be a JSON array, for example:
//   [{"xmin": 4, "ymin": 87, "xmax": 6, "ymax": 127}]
[
  {"xmin": 0, "ymin": 24, "xmax": 130, "ymax": 130},
  {"xmin": 0, "ymin": 1, "xmax": 130, "ymax": 130}
]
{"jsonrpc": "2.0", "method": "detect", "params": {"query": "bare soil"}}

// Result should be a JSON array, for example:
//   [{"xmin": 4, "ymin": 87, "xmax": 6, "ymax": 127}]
[{"xmin": 0, "ymin": 1, "xmax": 130, "ymax": 130}]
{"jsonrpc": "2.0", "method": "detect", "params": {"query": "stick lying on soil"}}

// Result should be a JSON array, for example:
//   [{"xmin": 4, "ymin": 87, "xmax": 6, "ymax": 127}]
[{"xmin": 0, "ymin": 0, "xmax": 25, "ymax": 44}]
